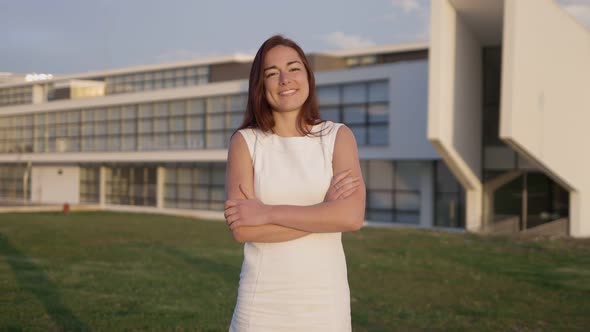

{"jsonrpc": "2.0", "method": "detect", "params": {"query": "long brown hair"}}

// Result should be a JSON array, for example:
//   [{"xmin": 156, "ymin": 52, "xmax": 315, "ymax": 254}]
[{"xmin": 237, "ymin": 35, "xmax": 323, "ymax": 136}]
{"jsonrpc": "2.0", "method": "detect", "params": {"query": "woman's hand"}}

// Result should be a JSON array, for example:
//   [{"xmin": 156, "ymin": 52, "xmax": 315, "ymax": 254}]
[
  {"xmin": 324, "ymin": 169, "xmax": 361, "ymax": 202},
  {"xmin": 224, "ymin": 184, "xmax": 271, "ymax": 230}
]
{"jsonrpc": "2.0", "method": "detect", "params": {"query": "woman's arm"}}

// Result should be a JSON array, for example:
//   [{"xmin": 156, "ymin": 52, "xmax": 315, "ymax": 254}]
[
  {"xmin": 225, "ymin": 131, "xmax": 310, "ymax": 243},
  {"xmin": 226, "ymin": 125, "xmax": 366, "ymax": 233},
  {"xmin": 231, "ymin": 224, "xmax": 308, "ymax": 243}
]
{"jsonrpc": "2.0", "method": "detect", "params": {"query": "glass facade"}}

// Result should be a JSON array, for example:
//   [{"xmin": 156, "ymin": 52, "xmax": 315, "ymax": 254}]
[
  {"xmin": 0, "ymin": 80, "xmax": 389, "ymax": 154},
  {"xmin": 0, "ymin": 66, "xmax": 209, "ymax": 109},
  {"xmin": 318, "ymin": 80, "xmax": 389, "ymax": 145},
  {"xmin": 344, "ymin": 50, "xmax": 428, "ymax": 68},
  {"xmin": 0, "ymin": 85, "xmax": 33, "ymax": 107},
  {"xmin": 105, "ymin": 166, "xmax": 156, "ymax": 206},
  {"xmin": 345, "ymin": 55, "xmax": 377, "ymax": 67},
  {"xmin": 0, "ymin": 164, "xmax": 31, "ymax": 200},
  {"xmin": 1, "ymin": 158, "xmax": 464, "ymax": 228},
  {"xmin": 71, "ymin": 85, "xmax": 105, "ymax": 99},
  {"xmin": 80, "ymin": 167, "xmax": 100, "ymax": 203},
  {"xmin": 164, "ymin": 163, "xmax": 226, "ymax": 211},
  {"xmin": 434, "ymin": 161, "xmax": 465, "ymax": 228},
  {"xmin": 104, "ymin": 66, "xmax": 209, "ymax": 95},
  {"xmin": 0, "ymin": 94, "xmax": 246, "ymax": 153},
  {"xmin": 0, "ymin": 114, "xmax": 34, "ymax": 153},
  {"xmin": 361, "ymin": 160, "xmax": 422, "ymax": 224}
]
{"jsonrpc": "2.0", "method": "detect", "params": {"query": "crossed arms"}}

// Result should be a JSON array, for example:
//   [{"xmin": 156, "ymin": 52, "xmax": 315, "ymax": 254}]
[{"xmin": 224, "ymin": 125, "xmax": 366, "ymax": 243}]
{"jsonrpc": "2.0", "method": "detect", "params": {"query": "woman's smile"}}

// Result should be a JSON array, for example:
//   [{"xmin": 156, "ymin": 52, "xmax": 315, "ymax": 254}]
[{"xmin": 279, "ymin": 89, "xmax": 298, "ymax": 97}]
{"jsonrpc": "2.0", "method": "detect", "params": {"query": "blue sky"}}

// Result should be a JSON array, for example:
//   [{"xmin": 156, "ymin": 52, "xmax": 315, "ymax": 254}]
[{"xmin": 1, "ymin": 0, "xmax": 588, "ymax": 75}]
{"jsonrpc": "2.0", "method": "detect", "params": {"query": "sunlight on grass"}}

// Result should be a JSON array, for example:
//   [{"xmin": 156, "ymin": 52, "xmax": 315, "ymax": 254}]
[{"xmin": 0, "ymin": 212, "xmax": 589, "ymax": 331}]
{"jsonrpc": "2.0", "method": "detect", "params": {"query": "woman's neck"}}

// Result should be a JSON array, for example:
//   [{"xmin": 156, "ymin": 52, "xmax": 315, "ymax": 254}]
[{"xmin": 272, "ymin": 110, "xmax": 306, "ymax": 137}]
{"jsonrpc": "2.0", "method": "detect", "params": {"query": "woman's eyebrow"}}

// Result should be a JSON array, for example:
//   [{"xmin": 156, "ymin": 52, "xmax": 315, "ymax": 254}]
[
  {"xmin": 263, "ymin": 60, "xmax": 302, "ymax": 72},
  {"xmin": 263, "ymin": 65, "xmax": 278, "ymax": 72}
]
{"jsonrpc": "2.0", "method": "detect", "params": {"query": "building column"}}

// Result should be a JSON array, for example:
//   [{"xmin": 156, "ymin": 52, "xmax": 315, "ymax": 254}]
[
  {"xmin": 157, "ymin": 166, "xmax": 165, "ymax": 209},
  {"xmin": 23, "ymin": 161, "xmax": 32, "ymax": 202},
  {"xmin": 31, "ymin": 84, "xmax": 46, "ymax": 104},
  {"xmin": 465, "ymin": 189, "xmax": 483, "ymax": 232},
  {"xmin": 99, "ymin": 166, "xmax": 107, "ymax": 208},
  {"xmin": 419, "ymin": 162, "xmax": 434, "ymax": 228},
  {"xmin": 569, "ymin": 191, "xmax": 589, "ymax": 237}
]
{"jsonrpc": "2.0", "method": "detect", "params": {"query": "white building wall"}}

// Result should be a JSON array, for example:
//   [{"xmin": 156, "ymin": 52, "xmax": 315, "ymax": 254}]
[
  {"xmin": 157, "ymin": 166, "xmax": 165, "ymax": 209},
  {"xmin": 389, "ymin": 61, "xmax": 437, "ymax": 160},
  {"xmin": 500, "ymin": 0, "xmax": 590, "ymax": 237},
  {"xmin": 32, "ymin": 84, "xmax": 46, "ymax": 104},
  {"xmin": 31, "ymin": 166, "xmax": 80, "ymax": 204},
  {"xmin": 427, "ymin": 0, "xmax": 484, "ymax": 231},
  {"xmin": 99, "ymin": 166, "xmax": 106, "ymax": 207}
]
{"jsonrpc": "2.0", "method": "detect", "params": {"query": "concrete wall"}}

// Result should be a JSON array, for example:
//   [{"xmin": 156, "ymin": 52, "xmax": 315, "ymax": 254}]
[
  {"xmin": 0, "ymin": 150, "xmax": 228, "ymax": 164},
  {"xmin": 427, "ymin": 0, "xmax": 484, "ymax": 231},
  {"xmin": 209, "ymin": 62, "xmax": 251, "ymax": 83},
  {"xmin": 32, "ymin": 84, "xmax": 46, "ymax": 104},
  {"xmin": 500, "ymin": 0, "xmax": 590, "ymax": 237},
  {"xmin": 389, "ymin": 61, "xmax": 437, "ymax": 160},
  {"xmin": 31, "ymin": 166, "xmax": 80, "ymax": 204}
]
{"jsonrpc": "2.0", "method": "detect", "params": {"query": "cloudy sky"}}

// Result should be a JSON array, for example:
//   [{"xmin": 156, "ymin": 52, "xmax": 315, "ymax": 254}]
[{"xmin": 1, "ymin": 0, "xmax": 588, "ymax": 75}]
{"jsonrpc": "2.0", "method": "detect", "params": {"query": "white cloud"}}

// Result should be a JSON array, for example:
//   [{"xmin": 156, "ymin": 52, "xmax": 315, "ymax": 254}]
[
  {"xmin": 320, "ymin": 32, "xmax": 376, "ymax": 50},
  {"xmin": 391, "ymin": 0, "xmax": 421, "ymax": 14},
  {"xmin": 562, "ymin": 3, "xmax": 590, "ymax": 28},
  {"xmin": 379, "ymin": 0, "xmax": 428, "ymax": 22}
]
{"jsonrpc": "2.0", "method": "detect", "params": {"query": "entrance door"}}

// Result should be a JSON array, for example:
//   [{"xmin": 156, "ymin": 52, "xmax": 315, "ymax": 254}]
[{"xmin": 31, "ymin": 166, "xmax": 80, "ymax": 204}]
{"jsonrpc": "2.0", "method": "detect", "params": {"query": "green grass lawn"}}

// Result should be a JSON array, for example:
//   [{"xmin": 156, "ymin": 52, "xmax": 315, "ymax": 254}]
[{"xmin": 0, "ymin": 212, "xmax": 589, "ymax": 331}]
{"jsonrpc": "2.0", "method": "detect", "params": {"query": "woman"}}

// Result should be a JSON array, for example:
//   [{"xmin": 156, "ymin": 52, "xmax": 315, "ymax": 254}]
[{"xmin": 224, "ymin": 35, "xmax": 366, "ymax": 331}]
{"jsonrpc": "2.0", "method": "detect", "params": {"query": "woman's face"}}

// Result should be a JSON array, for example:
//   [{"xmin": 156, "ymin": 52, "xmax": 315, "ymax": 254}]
[{"xmin": 262, "ymin": 45, "xmax": 310, "ymax": 114}]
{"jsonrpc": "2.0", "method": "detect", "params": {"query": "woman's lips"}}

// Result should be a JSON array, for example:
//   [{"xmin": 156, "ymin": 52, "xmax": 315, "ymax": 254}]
[{"xmin": 279, "ymin": 89, "xmax": 297, "ymax": 96}]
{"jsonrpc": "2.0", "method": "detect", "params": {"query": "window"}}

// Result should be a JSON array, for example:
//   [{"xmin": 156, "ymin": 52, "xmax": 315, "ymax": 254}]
[
  {"xmin": 0, "ymin": 92, "xmax": 267, "ymax": 154},
  {"xmin": 362, "ymin": 160, "xmax": 422, "ymax": 224},
  {"xmin": 106, "ymin": 166, "xmax": 156, "ymax": 206},
  {"xmin": 80, "ymin": 167, "xmax": 99, "ymax": 203},
  {"xmin": 0, "ymin": 85, "xmax": 33, "ymax": 107},
  {"xmin": 164, "ymin": 163, "xmax": 226, "ymax": 211},
  {"xmin": 434, "ymin": 161, "xmax": 465, "ymax": 228},
  {"xmin": 317, "ymin": 80, "xmax": 389, "ymax": 146},
  {"xmin": 0, "ymin": 164, "xmax": 30, "ymax": 200},
  {"xmin": 104, "ymin": 66, "xmax": 209, "ymax": 96}
]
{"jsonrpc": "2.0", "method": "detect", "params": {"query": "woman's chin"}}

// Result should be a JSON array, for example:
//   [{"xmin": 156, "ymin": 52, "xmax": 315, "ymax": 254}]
[{"xmin": 272, "ymin": 107, "xmax": 303, "ymax": 114}]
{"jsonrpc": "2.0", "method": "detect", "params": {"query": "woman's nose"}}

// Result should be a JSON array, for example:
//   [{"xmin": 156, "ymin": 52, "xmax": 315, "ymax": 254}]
[{"xmin": 279, "ymin": 71, "xmax": 291, "ymax": 85}]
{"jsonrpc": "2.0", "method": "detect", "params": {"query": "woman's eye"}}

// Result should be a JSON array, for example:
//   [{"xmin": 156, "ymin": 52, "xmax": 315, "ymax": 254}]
[
  {"xmin": 290, "ymin": 68, "xmax": 301, "ymax": 72},
  {"xmin": 265, "ymin": 72, "xmax": 277, "ymax": 78}
]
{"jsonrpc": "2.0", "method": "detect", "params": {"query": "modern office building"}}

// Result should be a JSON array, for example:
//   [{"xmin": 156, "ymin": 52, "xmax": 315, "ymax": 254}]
[
  {"xmin": 428, "ymin": 0, "xmax": 589, "ymax": 237},
  {"xmin": 1, "ymin": 0, "xmax": 587, "ymax": 237},
  {"xmin": 0, "ymin": 42, "xmax": 465, "ymax": 230}
]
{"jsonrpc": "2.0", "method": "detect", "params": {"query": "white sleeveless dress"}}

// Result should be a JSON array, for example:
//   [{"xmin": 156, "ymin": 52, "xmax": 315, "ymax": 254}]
[{"xmin": 229, "ymin": 121, "xmax": 352, "ymax": 332}]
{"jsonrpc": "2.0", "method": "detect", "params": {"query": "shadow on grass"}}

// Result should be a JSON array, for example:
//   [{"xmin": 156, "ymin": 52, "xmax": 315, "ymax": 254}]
[
  {"xmin": 154, "ymin": 244, "xmax": 239, "ymax": 284},
  {"xmin": 0, "ymin": 233, "xmax": 89, "ymax": 332}
]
